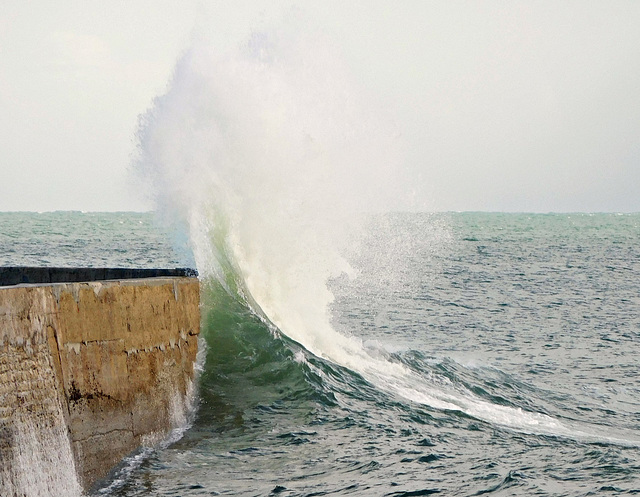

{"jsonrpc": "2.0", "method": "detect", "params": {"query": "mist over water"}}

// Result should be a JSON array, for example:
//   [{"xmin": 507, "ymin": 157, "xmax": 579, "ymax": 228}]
[
  {"xmin": 136, "ymin": 19, "xmax": 405, "ymax": 355},
  {"xmin": 134, "ymin": 18, "xmax": 447, "ymax": 404},
  {"xmin": 132, "ymin": 17, "xmax": 633, "ymax": 444}
]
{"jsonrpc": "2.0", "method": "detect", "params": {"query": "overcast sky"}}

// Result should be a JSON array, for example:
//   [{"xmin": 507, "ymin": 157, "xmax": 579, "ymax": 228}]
[{"xmin": 1, "ymin": 1, "xmax": 639, "ymax": 213}]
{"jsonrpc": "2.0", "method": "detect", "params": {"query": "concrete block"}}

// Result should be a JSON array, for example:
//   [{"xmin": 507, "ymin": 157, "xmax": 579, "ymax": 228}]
[{"xmin": 0, "ymin": 275, "xmax": 200, "ymax": 492}]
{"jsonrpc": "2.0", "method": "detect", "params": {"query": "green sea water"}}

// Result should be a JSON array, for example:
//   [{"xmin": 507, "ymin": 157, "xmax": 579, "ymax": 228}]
[{"xmin": 2, "ymin": 211, "xmax": 639, "ymax": 496}]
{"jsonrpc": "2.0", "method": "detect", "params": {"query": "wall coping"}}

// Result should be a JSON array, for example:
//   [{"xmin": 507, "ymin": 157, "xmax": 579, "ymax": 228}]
[{"xmin": 0, "ymin": 267, "xmax": 198, "ymax": 287}]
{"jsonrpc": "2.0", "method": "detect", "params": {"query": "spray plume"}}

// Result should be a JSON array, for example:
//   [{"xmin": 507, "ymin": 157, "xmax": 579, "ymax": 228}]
[
  {"xmin": 134, "ymin": 15, "xmax": 613, "ymax": 441},
  {"xmin": 135, "ymin": 15, "xmax": 403, "ymax": 355}
]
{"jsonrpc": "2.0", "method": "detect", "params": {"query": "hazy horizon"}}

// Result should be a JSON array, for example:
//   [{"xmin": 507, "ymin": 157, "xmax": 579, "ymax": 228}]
[{"xmin": 2, "ymin": 209, "xmax": 639, "ymax": 215}]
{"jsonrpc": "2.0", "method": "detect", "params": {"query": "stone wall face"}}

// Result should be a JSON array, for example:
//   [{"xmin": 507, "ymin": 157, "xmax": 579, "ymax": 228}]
[{"xmin": 0, "ymin": 277, "xmax": 200, "ymax": 494}]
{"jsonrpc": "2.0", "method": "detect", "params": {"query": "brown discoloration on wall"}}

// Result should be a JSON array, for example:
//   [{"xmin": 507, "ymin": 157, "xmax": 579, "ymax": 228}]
[{"xmin": 0, "ymin": 277, "xmax": 200, "ymax": 492}]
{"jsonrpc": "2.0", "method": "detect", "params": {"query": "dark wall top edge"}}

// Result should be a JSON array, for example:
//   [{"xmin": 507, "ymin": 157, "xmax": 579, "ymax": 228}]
[{"xmin": 0, "ymin": 267, "xmax": 198, "ymax": 287}]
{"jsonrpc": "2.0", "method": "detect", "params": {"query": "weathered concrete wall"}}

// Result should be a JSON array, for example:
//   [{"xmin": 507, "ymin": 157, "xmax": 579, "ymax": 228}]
[{"xmin": 0, "ymin": 276, "xmax": 200, "ymax": 494}]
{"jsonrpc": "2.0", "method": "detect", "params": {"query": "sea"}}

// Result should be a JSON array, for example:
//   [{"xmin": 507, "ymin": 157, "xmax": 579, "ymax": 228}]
[{"xmin": 1, "ymin": 210, "xmax": 639, "ymax": 496}]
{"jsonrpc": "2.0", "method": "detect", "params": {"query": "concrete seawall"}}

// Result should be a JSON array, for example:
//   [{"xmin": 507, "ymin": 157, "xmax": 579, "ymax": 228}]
[{"xmin": 0, "ymin": 270, "xmax": 200, "ymax": 494}]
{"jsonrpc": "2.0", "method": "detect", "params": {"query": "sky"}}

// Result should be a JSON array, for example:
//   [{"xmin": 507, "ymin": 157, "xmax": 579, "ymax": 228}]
[{"xmin": 1, "ymin": 1, "xmax": 639, "ymax": 213}]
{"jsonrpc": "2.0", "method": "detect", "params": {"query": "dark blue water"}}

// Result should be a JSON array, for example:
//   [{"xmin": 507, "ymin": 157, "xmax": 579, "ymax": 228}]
[{"xmin": 2, "ymin": 211, "xmax": 639, "ymax": 496}]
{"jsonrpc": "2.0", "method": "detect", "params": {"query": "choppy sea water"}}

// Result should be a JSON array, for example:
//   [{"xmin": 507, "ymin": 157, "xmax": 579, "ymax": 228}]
[
  {"xmin": 0, "ymin": 211, "xmax": 188, "ymax": 269},
  {"xmin": 2, "ymin": 211, "xmax": 639, "ymax": 496}
]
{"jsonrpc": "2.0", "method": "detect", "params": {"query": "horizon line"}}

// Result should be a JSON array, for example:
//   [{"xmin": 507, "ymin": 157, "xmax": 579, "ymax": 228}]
[{"xmin": 1, "ymin": 209, "xmax": 639, "ymax": 215}]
